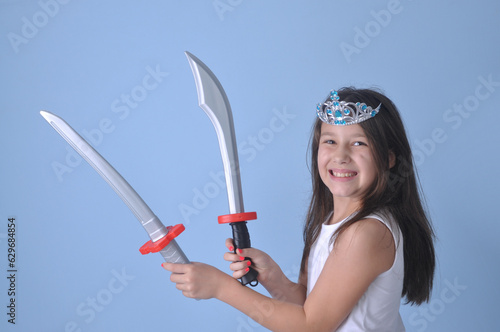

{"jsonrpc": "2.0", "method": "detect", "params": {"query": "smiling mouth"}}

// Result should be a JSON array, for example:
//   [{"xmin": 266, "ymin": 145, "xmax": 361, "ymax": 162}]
[{"xmin": 329, "ymin": 170, "xmax": 358, "ymax": 178}]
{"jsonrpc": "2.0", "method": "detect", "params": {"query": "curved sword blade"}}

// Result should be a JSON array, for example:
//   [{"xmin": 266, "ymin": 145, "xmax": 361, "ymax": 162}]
[
  {"xmin": 185, "ymin": 51, "xmax": 244, "ymax": 214},
  {"xmin": 40, "ymin": 110, "xmax": 169, "ymax": 242}
]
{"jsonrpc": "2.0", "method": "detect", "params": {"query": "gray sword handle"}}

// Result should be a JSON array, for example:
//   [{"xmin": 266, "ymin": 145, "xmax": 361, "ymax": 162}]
[
  {"xmin": 160, "ymin": 239, "xmax": 199, "ymax": 301},
  {"xmin": 159, "ymin": 239, "xmax": 190, "ymax": 264}
]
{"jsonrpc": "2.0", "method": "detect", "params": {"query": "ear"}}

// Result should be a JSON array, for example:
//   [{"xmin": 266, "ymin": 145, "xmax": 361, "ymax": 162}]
[{"xmin": 389, "ymin": 150, "xmax": 396, "ymax": 169}]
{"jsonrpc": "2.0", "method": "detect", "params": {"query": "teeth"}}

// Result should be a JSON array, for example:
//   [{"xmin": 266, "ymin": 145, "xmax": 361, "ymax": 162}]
[{"xmin": 332, "ymin": 172, "xmax": 357, "ymax": 178}]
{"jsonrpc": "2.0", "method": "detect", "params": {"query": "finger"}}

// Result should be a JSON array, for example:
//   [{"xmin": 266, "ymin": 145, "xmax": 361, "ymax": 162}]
[
  {"xmin": 232, "ymin": 247, "xmax": 258, "ymax": 262},
  {"xmin": 229, "ymin": 260, "xmax": 251, "ymax": 272},
  {"xmin": 170, "ymin": 270, "xmax": 189, "ymax": 283},
  {"xmin": 232, "ymin": 266, "xmax": 250, "ymax": 279},
  {"xmin": 234, "ymin": 247, "xmax": 250, "ymax": 257},
  {"xmin": 223, "ymin": 252, "xmax": 244, "ymax": 262},
  {"xmin": 177, "ymin": 284, "xmax": 196, "ymax": 298},
  {"xmin": 162, "ymin": 262, "xmax": 191, "ymax": 273},
  {"xmin": 225, "ymin": 238, "xmax": 235, "ymax": 251},
  {"xmin": 182, "ymin": 291, "xmax": 198, "ymax": 299}
]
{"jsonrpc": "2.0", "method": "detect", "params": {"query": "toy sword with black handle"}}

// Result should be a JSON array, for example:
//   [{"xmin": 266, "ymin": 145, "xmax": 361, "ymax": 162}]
[
  {"xmin": 40, "ymin": 111, "xmax": 189, "ymax": 265},
  {"xmin": 185, "ymin": 51, "xmax": 259, "ymax": 286}
]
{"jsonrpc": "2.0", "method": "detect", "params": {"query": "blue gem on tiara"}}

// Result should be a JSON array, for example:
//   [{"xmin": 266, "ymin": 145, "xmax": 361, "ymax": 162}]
[{"xmin": 316, "ymin": 90, "xmax": 381, "ymax": 126}]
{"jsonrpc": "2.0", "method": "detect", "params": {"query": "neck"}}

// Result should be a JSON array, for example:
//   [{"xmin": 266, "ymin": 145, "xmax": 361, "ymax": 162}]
[{"xmin": 329, "ymin": 197, "xmax": 362, "ymax": 224}]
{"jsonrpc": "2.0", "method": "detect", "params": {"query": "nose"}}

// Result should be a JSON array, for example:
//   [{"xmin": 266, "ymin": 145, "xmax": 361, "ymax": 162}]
[{"xmin": 333, "ymin": 145, "xmax": 350, "ymax": 164}]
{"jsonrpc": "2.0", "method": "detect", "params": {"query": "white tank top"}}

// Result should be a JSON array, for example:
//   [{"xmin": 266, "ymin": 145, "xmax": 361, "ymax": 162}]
[{"xmin": 307, "ymin": 210, "xmax": 405, "ymax": 331}]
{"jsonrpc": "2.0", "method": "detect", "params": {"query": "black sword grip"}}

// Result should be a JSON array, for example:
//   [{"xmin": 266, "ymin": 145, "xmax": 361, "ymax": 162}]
[{"xmin": 230, "ymin": 221, "xmax": 259, "ymax": 287}]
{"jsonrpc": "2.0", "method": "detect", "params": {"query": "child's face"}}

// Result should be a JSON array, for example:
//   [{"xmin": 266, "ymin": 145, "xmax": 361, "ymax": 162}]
[{"xmin": 317, "ymin": 122, "xmax": 377, "ymax": 204}]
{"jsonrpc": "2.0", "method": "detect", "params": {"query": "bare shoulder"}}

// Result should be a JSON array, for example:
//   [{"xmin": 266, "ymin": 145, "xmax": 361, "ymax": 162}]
[
  {"xmin": 334, "ymin": 218, "xmax": 395, "ymax": 273},
  {"xmin": 336, "ymin": 218, "xmax": 394, "ymax": 246}
]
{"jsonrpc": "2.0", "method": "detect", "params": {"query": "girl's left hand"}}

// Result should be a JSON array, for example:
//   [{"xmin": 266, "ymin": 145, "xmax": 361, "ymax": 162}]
[{"xmin": 162, "ymin": 262, "xmax": 231, "ymax": 300}]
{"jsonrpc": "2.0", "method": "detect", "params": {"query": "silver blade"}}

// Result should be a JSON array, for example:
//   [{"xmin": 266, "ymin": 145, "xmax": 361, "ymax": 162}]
[
  {"xmin": 40, "ymin": 111, "xmax": 168, "ymax": 242},
  {"xmin": 185, "ymin": 51, "xmax": 244, "ymax": 214}
]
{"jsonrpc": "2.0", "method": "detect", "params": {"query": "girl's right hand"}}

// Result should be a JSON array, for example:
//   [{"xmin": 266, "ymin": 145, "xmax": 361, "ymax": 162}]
[{"xmin": 223, "ymin": 238, "xmax": 282, "ymax": 286}]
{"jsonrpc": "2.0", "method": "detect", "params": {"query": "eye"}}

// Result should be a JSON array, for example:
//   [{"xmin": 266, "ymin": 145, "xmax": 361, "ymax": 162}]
[
  {"xmin": 324, "ymin": 139, "xmax": 336, "ymax": 145},
  {"xmin": 353, "ymin": 141, "xmax": 368, "ymax": 146}
]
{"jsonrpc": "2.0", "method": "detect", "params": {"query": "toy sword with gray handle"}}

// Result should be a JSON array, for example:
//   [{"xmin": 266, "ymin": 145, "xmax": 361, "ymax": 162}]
[
  {"xmin": 185, "ymin": 51, "xmax": 259, "ymax": 286},
  {"xmin": 40, "ymin": 111, "xmax": 189, "ymax": 264}
]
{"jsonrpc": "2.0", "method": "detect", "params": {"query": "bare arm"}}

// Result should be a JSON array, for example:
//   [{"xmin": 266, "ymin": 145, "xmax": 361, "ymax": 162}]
[
  {"xmin": 164, "ymin": 219, "xmax": 395, "ymax": 331},
  {"xmin": 223, "ymin": 238, "xmax": 307, "ymax": 305}
]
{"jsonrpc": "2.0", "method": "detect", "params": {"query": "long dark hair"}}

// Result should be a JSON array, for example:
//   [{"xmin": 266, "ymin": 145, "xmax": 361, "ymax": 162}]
[{"xmin": 300, "ymin": 87, "xmax": 435, "ymax": 305}]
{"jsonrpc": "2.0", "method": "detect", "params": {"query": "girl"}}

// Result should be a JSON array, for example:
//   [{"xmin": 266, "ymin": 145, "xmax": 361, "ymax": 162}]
[{"xmin": 163, "ymin": 87, "xmax": 435, "ymax": 331}]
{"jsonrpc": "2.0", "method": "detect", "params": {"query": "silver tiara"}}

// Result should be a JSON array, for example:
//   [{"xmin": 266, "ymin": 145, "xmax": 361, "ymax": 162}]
[{"xmin": 317, "ymin": 90, "xmax": 381, "ymax": 126}]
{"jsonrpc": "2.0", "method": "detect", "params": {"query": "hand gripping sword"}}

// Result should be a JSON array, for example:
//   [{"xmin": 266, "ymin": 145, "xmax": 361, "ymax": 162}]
[
  {"xmin": 185, "ymin": 52, "xmax": 259, "ymax": 286},
  {"xmin": 40, "ymin": 111, "xmax": 189, "ymax": 265}
]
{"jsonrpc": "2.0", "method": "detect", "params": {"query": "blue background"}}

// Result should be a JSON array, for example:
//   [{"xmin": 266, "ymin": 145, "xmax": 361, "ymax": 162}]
[{"xmin": 1, "ymin": 0, "xmax": 499, "ymax": 331}]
